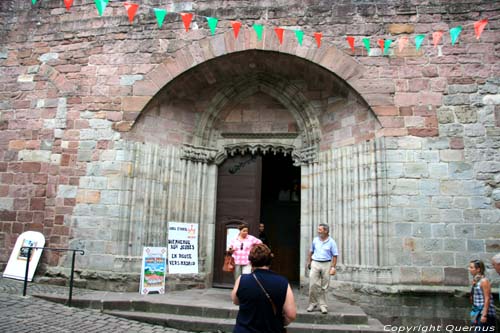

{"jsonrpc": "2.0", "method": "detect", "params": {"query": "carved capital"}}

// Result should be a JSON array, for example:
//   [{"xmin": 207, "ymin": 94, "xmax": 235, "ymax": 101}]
[
  {"xmin": 292, "ymin": 145, "xmax": 318, "ymax": 165},
  {"xmin": 181, "ymin": 144, "xmax": 218, "ymax": 163}
]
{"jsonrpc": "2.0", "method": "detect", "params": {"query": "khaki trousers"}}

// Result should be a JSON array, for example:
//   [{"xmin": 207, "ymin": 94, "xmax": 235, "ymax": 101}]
[
  {"xmin": 308, "ymin": 260, "xmax": 331, "ymax": 308},
  {"xmin": 233, "ymin": 264, "xmax": 252, "ymax": 281}
]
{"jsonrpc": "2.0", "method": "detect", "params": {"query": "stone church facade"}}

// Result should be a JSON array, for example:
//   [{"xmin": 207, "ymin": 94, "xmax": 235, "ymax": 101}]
[{"xmin": 0, "ymin": 0, "xmax": 498, "ymax": 292}]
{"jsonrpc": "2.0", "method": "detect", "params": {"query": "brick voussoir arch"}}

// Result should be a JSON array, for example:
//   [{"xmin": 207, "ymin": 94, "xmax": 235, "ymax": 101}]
[{"xmin": 117, "ymin": 29, "xmax": 395, "ymax": 132}]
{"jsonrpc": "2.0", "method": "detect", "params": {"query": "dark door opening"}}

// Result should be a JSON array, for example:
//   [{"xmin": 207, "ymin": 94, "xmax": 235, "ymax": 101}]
[
  {"xmin": 260, "ymin": 153, "xmax": 300, "ymax": 283},
  {"xmin": 212, "ymin": 153, "xmax": 300, "ymax": 287}
]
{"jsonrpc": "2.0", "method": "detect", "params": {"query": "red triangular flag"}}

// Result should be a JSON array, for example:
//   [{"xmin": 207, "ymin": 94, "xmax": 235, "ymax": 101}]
[
  {"xmin": 180, "ymin": 13, "xmax": 193, "ymax": 32},
  {"xmin": 314, "ymin": 32, "xmax": 322, "ymax": 48},
  {"xmin": 231, "ymin": 21, "xmax": 242, "ymax": 39},
  {"xmin": 346, "ymin": 36, "xmax": 355, "ymax": 52},
  {"xmin": 474, "ymin": 19, "xmax": 488, "ymax": 40},
  {"xmin": 124, "ymin": 3, "xmax": 139, "ymax": 24},
  {"xmin": 378, "ymin": 39, "xmax": 385, "ymax": 51},
  {"xmin": 274, "ymin": 27, "xmax": 284, "ymax": 44},
  {"xmin": 63, "ymin": 0, "xmax": 73, "ymax": 11},
  {"xmin": 432, "ymin": 31, "xmax": 443, "ymax": 48}
]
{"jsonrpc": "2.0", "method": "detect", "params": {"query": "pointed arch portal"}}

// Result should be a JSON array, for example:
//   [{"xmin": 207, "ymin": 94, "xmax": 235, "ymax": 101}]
[{"xmin": 118, "ymin": 46, "xmax": 389, "ymax": 289}]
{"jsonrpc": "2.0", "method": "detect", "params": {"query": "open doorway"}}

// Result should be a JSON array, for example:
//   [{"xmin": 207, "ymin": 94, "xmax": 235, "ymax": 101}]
[
  {"xmin": 260, "ymin": 154, "xmax": 300, "ymax": 283},
  {"xmin": 212, "ymin": 153, "xmax": 300, "ymax": 287}
]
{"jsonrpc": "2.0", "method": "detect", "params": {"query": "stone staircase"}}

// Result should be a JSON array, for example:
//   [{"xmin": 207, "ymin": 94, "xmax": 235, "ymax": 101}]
[{"xmin": 35, "ymin": 288, "xmax": 385, "ymax": 333}]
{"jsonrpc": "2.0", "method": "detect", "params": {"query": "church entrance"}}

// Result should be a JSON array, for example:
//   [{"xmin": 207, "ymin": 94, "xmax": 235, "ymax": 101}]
[{"xmin": 212, "ymin": 153, "xmax": 300, "ymax": 287}]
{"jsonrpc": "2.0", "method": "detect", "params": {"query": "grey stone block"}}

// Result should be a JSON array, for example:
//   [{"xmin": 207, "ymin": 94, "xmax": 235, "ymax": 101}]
[
  {"xmin": 431, "ymin": 196, "xmax": 452, "ymax": 209},
  {"xmin": 404, "ymin": 163, "xmax": 429, "ymax": 178},
  {"xmin": 448, "ymin": 162, "xmax": 473, "ymax": 179},
  {"xmin": 394, "ymin": 223, "xmax": 413, "ymax": 237},
  {"xmin": 431, "ymin": 252, "xmax": 455, "ymax": 266},
  {"xmin": 422, "ymin": 238, "xmax": 443, "ymax": 251},
  {"xmin": 432, "ymin": 223, "xmax": 454, "ymax": 237},
  {"xmin": 421, "ymin": 267, "xmax": 444, "ymax": 285},
  {"xmin": 420, "ymin": 179, "xmax": 440, "ymax": 195},
  {"xmin": 412, "ymin": 223, "xmax": 431, "ymax": 238},
  {"xmin": 455, "ymin": 224, "xmax": 475, "ymax": 239},
  {"xmin": 444, "ymin": 267, "xmax": 468, "ymax": 286},
  {"xmin": 467, "ymin": 239, "xmax": 485, "ymax": 252},
  {"xmin": 411, "ymin": 252, "xmax": 432, "ymax": 266},
  {"xmin": 443, "ymin": 238, "xmax": 466, "ymax": 251},
  {"xmin": 429, "ymin": 163, "xmax": 449, "ymax": 179}
]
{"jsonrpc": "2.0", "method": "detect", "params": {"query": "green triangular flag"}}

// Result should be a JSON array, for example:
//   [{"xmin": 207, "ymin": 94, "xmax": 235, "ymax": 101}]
[
  {"xmin": 154, "ymin": 8, "xmax": 167, "ymax": 28},
  {"xmin": 383, "ymin": 39, "xmax": 392, "ymax": 55},
  {"xmin": 450, "ymin": 26, "xmax": 462, "ymax": 45},
  {"xmin": 295, "ymin": 30, "xmax": 304, "ymax": 46},
  {"xmin": 32, "ymin": 0, "xmax": 37, "ymax": 4},
  {"xmin": 94, "ymin": 0, "xmax": 109, "ymax": 17},
  {"xmin": 362, "ymin": 38, "xmax": 370, "ymax": 54},
  {"xmin": 207, "ymin": 17, "xmax": 218, "ymax": 35},
  {"xmin": 415, "ymin": 34, "xmax": 425, "ymax": 51},
  {"xmin": 253, "ymin": 24, "xmax": 264, "ymax": 41}
]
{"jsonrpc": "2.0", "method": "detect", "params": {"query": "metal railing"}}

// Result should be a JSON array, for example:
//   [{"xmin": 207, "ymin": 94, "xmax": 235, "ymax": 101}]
[{"xmin": 21, "ymin": 246, "xmax": 85, "ymax": 307}]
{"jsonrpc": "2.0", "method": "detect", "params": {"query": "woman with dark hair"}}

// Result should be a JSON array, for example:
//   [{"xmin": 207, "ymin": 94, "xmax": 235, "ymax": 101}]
[
  {"xmin": 468, "ymin": 259, "xmax": 496, "ymax": 330},
  {"xmin": 228, "ymin": 224, "xmax": 262, "ymax": 281},
  {"xmin": 231, "ymin": 244, "xmax": 296, "ymax": 333}
]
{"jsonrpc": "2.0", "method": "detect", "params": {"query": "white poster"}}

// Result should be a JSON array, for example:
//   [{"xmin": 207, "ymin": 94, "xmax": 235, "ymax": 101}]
[
  {"xmin": 140, "ymin": 247, "xmax": 167, "ymax": 295},
  {"xmin": 3, "ymin": 231, "xmax": 45, "ymax": 281},
  {"xmin": 167, "ymin": 222, "xmax": 198, "ymax": 274}
]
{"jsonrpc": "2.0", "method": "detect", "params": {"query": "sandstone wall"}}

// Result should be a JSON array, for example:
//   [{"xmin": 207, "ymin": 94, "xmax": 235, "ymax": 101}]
[{"xmin": 0, "ymin": 0, "xmax": 498, "ymax": 290}]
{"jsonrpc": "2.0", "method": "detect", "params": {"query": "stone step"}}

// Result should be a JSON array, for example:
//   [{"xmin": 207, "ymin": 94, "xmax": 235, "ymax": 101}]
[
  {"xmin": 104, "ymin": 310, "xmax": 386, "ymax": 333},
  {"xmin": 35, "ymin": 294, "xmax": 370, "ymax": 325}
]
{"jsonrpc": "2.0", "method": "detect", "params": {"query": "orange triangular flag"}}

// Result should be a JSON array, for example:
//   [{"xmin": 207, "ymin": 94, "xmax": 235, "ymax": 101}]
[
  {"xmin": 63, "ymin": 0, "xmax": 73, "ymax": 11},
  {"xmin": 398, "ymin": 36, "xmax": 408, "ymax": 52},
  {"xmin": 474, "ymin": 19, "xmax": 488, "ymax": 40},
  {"xmin": 274, "ymin": 27, "xmax": 284, "ymax": 44},
  {"xmin": 314, "ymin": 32, "xmax": 322, "ymax": 48},
  {"xmin": 432, "ymin": 31, "xmax": 443, "ymax": 48},
  {"xmin": 231, "ymin": 21, "xmax": 242, "ymax": 39},
  {"xmin": 124, "ymin": 3, "xmax": 139, "ymax": 24},
  {"xmin": 180, "ymin": 13, "xmax": 193, "ymax": 32},
  {"xmin": 346, "ymin": 36, "xmax": 355, "ymax": 52}
]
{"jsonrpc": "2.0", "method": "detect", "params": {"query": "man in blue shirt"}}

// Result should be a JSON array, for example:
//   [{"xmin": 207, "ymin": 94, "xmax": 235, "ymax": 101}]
[{"xmin": 306, "ymin": 223, "xmax": 338, "ymax": 314}]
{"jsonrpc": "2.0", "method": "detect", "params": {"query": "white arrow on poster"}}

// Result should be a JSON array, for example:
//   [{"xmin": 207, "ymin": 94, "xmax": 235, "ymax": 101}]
[
  {"xmin": 167, "ymin": 222, "xmax": 198, "ymax": 274},
  {"xmin": 3, "ymin": 231, "xmax": 45, "ymax": 281}
]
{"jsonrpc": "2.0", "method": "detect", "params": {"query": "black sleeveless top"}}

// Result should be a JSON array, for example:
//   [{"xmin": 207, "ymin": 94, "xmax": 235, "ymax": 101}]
[{"xmin": 233, "ymin": 269, "xmax": 289, "ymax": 333}]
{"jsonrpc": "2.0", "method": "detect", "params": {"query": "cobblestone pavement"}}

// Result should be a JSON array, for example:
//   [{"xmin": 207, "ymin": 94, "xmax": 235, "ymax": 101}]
[{"xmin": 0, "ymin": 277, "xmax": 197, "ymax": 333}]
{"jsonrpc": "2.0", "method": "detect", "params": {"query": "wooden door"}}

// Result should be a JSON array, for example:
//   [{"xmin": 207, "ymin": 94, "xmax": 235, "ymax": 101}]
[{"xmin": 213, "ymin": 154, "xmax": 262, "ymax": 287}]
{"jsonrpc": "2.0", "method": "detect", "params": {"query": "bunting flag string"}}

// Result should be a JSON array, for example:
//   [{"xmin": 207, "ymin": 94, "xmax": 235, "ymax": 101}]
[{"xmin": 28, "ymin": 1, "xmax": 497, "ymax": 55}]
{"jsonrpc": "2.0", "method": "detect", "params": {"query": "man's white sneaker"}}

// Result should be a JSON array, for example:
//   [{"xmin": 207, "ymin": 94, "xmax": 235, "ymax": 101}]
[
  {"xmin": 320, "ymin": 306, "xmax": 328, "ymax": 314},
  {"xmin": 306, "ymin": 304, "xmax": 316, "ymax": 312}
]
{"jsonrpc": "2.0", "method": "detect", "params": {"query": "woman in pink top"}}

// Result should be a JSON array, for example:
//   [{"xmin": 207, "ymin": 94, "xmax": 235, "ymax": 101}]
[{"xmin": 228, "ymin": 224, "xmax": 262, "ymax": 281}]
